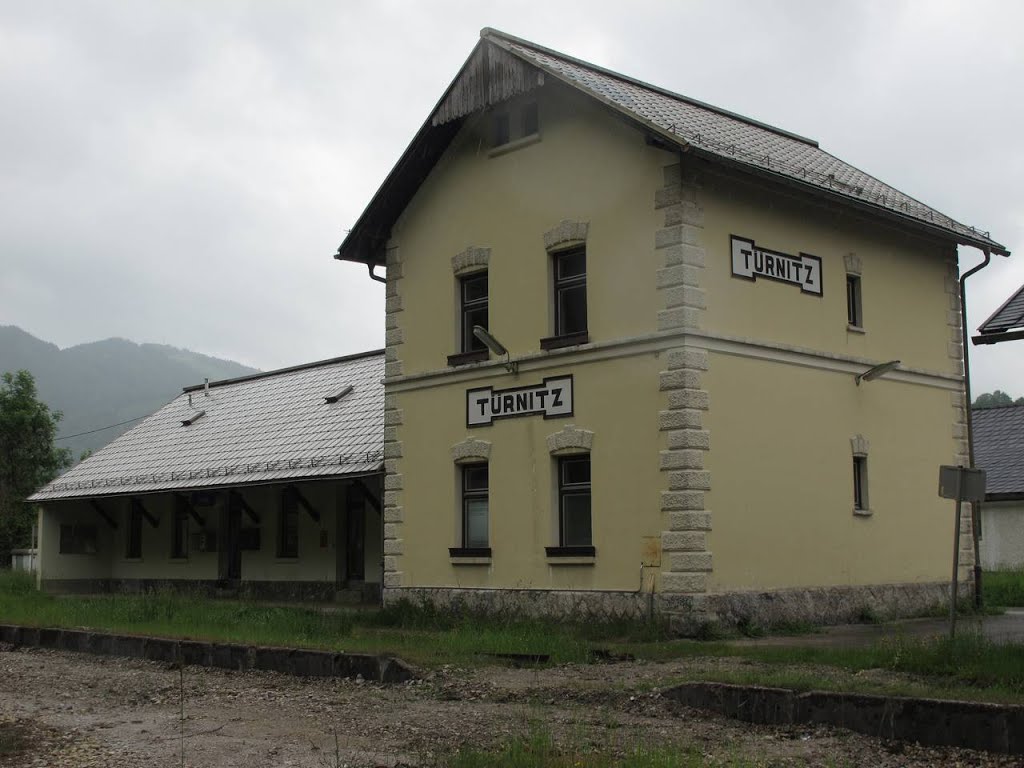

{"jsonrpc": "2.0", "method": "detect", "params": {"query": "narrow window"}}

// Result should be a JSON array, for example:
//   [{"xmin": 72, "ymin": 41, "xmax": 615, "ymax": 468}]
[
  {"xmin": 559, "ymin": 456, "xmax": 592, "ymax": 547},
  {"xmin": 853, "ymin": 455, "xmax": 869, "ymax": 512},
  {"xmin": 126, "ymin": 507, "xmax": 142, "ymax": 559},
  {"xmin": 460, "ymin": 272, "xmax": 489, "ymax": 353},
  {"xmin": 554, "ymin": 247, "xmax": 587, "ymax": 337},
  {"xmin": 846, "ymin": 274, "xmax": 863, "ymax": 328},
  {"xmin": 492, "ymin": 111, "xmax": 510, "ymax": 146},
  {"xmin": 59, "ymin": 524, "xmax": 74, "ymax": 554},
  {"xmin": 462, "ymin": 464, "xmax": 489, "ymax": 549},
  {"xmin": 521, "ymin": 101, "xmax": 539, "ymax": 136},
  {"xmin": 172, "ymin": 507, "xmax": 189, "ymax": 558},
  {"xmin": 278, "ymin": 488, "xmax": 299, "ymax": 558}
]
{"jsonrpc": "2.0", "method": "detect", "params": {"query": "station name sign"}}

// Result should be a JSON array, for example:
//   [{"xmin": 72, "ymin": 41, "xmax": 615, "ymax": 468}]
[
  {"xmin": 731, "ymin": 235, "xmax": 822, "ymax": 296},
  {"xmin": 467, "ymin": 376, "xmax": 573, "ymax": 426}
]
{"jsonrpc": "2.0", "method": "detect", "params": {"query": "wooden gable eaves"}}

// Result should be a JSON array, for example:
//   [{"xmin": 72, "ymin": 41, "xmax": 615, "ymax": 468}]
[{"xmin": 335, "ymin": 37, "xmax": 544, "ymax": 268}]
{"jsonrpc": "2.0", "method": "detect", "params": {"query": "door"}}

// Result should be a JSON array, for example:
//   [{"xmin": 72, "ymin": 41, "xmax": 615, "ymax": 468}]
[
  {"xmin": 345, "ymin": 484, "xmax": 365, "ymax": 581},
  {"xmin": 219, "ymin": 493, "xmax": 242, "ymax": 582}
]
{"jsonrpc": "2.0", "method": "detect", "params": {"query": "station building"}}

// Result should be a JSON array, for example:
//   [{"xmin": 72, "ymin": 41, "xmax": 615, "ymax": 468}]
[{"xmin": 334, "ymin": 29, "xmax": 1009, "ymax": 628}]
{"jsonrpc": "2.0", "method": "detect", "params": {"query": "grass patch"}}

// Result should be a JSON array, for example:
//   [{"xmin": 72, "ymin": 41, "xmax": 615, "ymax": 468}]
[
  {"xmin": 0, "ymin": 722, "xmax": 27, "ymax": 756},
  {"xmin": 444, "ymin": 724, "xmax": 760, "ymax": 768},
  {"xmin": 984, "ymin": 568, "xmax": 1024, "ymax": 607},
  {"xmin": 4, "ymin": 571, "xmax": 1024, "ymax": 703}
]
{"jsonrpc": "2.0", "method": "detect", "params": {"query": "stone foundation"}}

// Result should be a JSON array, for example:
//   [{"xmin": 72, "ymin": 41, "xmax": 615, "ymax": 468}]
[{"xmin": 386, "ymin": 581, "xmax": 965, "ymax": 634}]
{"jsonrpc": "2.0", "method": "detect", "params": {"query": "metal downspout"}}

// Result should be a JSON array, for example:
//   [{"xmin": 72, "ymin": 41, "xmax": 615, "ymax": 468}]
[{"xmin": 959, "ymin": 249, "xmax": 991, "ymax": 609}]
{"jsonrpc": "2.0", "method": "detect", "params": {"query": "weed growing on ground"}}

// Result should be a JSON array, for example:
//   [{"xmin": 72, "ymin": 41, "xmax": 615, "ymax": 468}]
[{"xmin": 984, "ymin": 568, "xmax": 1024, "ymax": 607}]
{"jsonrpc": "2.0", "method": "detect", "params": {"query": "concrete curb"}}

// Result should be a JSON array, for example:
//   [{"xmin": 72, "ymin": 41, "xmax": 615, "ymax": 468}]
[
  {"xmin": 0, "ymin": 624, "xmax": 417, "ymax": 684},
  {"xmin": 664, "ymin": 682, "xmax": 1024, "ymax": 755}
]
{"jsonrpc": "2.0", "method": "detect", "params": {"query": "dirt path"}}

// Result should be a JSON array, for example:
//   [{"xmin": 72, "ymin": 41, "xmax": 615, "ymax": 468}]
[{"xmin": 0, "ymin": 645, "xmax": 1017, "ymax": 767}]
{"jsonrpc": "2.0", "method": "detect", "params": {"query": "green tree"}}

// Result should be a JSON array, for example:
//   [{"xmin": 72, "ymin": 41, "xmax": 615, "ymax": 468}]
[
  {"xmin": 973, "ymin": 390, "xmax": 1024, "ymax": 409},
  {"xmin": 0, "ymin": 370, "xmax": 72, "ymax": 564}
]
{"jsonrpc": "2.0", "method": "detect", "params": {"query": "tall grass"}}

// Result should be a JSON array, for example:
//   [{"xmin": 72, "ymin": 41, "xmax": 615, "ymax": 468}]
[
  {"xmin": 0, "ymin": 571, "xmax": 354, "ymax": 648},
  {"xmin": 984, "ymin": 568, "xmax": 1024, "ymax": 607},
  {"xmin": 445, "ymin": 725, "xmax": 717, "ymax": 768}
]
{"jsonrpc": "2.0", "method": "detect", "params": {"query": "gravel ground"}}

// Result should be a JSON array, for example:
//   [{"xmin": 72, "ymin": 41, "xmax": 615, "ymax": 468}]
[{"xmin": 0, "ymin": 644, "xmax": 1019, "ymax": 767}]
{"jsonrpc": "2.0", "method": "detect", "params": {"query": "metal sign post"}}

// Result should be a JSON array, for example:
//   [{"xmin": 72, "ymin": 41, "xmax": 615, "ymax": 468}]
[{"xmin": 938, "ymin": 465, "xmax": 987, "ymax": 639}]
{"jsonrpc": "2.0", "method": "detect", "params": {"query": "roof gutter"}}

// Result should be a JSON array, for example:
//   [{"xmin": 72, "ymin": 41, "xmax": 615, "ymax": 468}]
[{"xmin": 959, "ymin": 248, "xmax": 992, "ymax": 610}]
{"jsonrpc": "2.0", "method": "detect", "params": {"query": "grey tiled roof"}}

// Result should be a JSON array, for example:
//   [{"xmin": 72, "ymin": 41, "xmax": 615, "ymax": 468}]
[
  {"xmin": 31, "ymin": 351, "xmax": 384, "ymax": 501},
  {"xmin": 972, "ymin": 405, "xmax": 1024, "ymax": 496},
  {"xmin": 485, "ymin": 29, "xmax": 1007, "ymax": 256},
  {"xmin": 978, "ymin": 284, "xmax": 1024, "ymax": 335}
]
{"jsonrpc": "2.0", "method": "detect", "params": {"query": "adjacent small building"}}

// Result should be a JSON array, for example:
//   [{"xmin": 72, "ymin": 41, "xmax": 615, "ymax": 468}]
[
  {"xmin": 29, "ymin": 352, "xmax": 384, "ymax": 602},
  {"xmin": 974, "ymin": 404, "xmax": 1024, "ymax": 570},
  {"xmin": 334, "ymin": 28, "xmax": 1010, "ymax": 628}
]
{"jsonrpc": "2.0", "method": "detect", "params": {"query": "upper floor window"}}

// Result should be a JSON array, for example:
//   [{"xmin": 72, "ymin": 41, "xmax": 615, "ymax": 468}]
[
  {"xmin": 490, "ymin": 101, "xmax": 540, "ymax": 152},
  {"xmin": 554, "ymin": 247, "xmax": 587, "ymax": 338},
  {"xmin": 846, "ymin": 274, "xmax": 863, "ymax": 328},
  {"xmin": 460, "ymin": 272, "xmax": 489, "ymax": 354}
]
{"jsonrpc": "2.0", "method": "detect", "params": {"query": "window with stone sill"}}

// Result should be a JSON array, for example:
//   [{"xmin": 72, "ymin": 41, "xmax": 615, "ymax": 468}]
[
  {"xmin": 450, "ymin": 463, "xmax": 490, "ymax": 558},
  {"xmin": 540, "ymin": 247, "xmax": 588, "ymax": 351},
  {"xmin": 447, "ymin": 272, "xmax": 489, "ymax": 368},
  {"xmin": 553, "ymin": 455, "xmax": 593, "ymax": 554}
]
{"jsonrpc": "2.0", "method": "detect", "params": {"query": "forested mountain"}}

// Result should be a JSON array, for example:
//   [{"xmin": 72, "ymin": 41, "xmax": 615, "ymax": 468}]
[{"xmin": 0, "ymin": 326, "xmax": 259, "ymax": 460}]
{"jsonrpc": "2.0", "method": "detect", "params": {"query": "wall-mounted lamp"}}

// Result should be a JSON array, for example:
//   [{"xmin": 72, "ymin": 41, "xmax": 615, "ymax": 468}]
[
  {"xmin": 855, "ymin": 360, "xmax": 900, "ymax": 386},
  {"xmin": 473, "ymin": 325, "xmax": 518, "ymax": 375}
]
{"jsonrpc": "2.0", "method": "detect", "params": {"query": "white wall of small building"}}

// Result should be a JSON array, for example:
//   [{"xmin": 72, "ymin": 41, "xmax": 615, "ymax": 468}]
[{"xmin": 980, "ymin": 500, "xmax": 1024, "ymax": 570}]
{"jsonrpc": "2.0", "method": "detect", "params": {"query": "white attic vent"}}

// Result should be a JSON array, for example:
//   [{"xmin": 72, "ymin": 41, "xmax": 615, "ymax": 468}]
[
  {"xmin": 181, "ymin": 410, "xmax": 206, "ymax": 426},
  {"xmin": 325, "ymin": 385, "xmax": 353, "ymax": 404}
]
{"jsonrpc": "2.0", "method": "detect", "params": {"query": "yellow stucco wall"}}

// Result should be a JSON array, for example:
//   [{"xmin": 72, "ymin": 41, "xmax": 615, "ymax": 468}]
[
  {"xmin": 704, "ymin": 352, "xmax": 957, "ymax": 591},
  {"xmin": 392, "ymin": 82, "xmax": 672, "ymax": 376},
  {"xmin": 699, "ymin": 171, "xmax": 957, "ymax": 374},
  {"xmin": 395, "ymin": 352, "xmax": 665, "ymax": 590}
]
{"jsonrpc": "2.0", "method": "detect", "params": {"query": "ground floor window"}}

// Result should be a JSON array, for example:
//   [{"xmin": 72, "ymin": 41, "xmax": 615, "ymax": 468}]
[
  {"xmin": 59, "ymin": 524, "xmax": 97, "ymax": 555},
  {"xmin": 172, "ymin": 506, "xmax": 189, "ymax": 558},
  {"xmin": 558, "ymin": 456, "xmax": 592, "ymax": 547},
  {"xmin": 278, "ymin": 488, "xmax": 299, "ymax": 558},
  {"xmin": 853, "ymin": 455, "xmax": 869, "ymax": 512},
  {"xmin": 462, "ymin": 463, "xmax": 489, "ymax": 549},
  {"xmin": 126, "ymin": 506, "xmax": 142, "ymax": 559}
]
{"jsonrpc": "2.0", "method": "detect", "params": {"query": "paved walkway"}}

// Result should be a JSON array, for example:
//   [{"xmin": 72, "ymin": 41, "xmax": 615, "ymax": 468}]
[{"xmin": 733, "ymin": 608, "xmax": 1024, "ymax": 648}]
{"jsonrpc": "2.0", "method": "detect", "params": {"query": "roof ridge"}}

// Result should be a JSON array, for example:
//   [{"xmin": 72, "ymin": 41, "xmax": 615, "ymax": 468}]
[
  {"xmin": 973, "ymin": 402, "xmax": 1024, "ymax": 412},
  {"xmin": 480, "ymin": 27, "xmax": 820, "ymax": 148},
  {"xmin": 182, "ymin": 348, "xmax": 385, "ymax": 393}
]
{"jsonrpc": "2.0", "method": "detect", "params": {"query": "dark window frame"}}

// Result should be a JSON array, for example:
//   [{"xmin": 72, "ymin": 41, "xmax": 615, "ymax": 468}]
[
  {"xmin": 126, "ymin": 507, "xmax": 142, "ymax": 559},
  {"xmin": 278, "ymin": 488, "xmax": 299, "ymax": 558},
  {"xmin": 557, "ymin": 455, "xmax": 592, "ymax": 549},
  {"xmin": 60, "ymin": 524, "xmax": 97, "ymax": 555},
  {"xmin": 172, "ymin": 507, "xmax": 189, "ymax": 559},
  {"xmin": 459, "ymin": 272, "xmax": 489, "ymax": 354},
  {"xmin": 552, "ymin": 246, "xmax": 587, "ymax": 339},
  {"xmin": 846, "ymin": 274, "xmax": 863, "ymax": 328},
  {"xmin": 460, "ymin": 463, "xmax": 490, "ymax": 551},
  {"xmin": 853, "ymin": 455, "xmax": 869, "ymax": 512}
]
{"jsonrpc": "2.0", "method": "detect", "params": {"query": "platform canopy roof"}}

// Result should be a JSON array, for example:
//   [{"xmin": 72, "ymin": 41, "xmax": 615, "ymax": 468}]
[
  {"xmin": 31, "ymin": 350, "xmax": 384, "ymax": 502},
  {"xmin": 974, "ymin": 284, "xmax": 1024, "ymax": 346},
  {"xmin": 973, "ymin": 404, "xmax": 1024, "ymax": 499},
  {"xmin": 336, "ymin": 27, "xmax": 1008, "ymax": 268}
]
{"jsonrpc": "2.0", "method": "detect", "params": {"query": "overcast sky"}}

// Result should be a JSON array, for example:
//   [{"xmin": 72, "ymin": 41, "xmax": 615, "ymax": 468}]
[{"xmin": 1, "ymin": 1, "xmax": 1021, "ymax": 395}]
